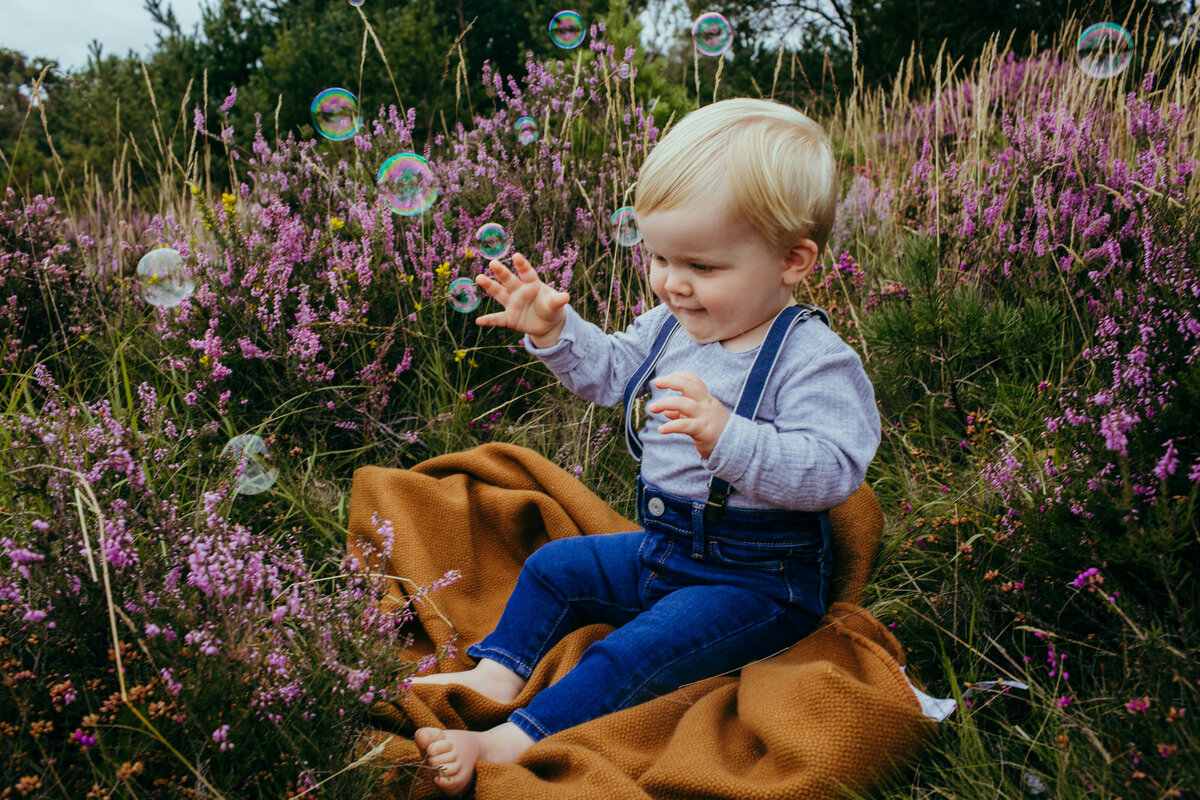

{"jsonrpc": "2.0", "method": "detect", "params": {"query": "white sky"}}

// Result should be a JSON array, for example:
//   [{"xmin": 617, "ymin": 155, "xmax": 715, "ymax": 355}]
[{"xmin": 0, "ymin": 0, "xmax": 208, "ymax": 72}]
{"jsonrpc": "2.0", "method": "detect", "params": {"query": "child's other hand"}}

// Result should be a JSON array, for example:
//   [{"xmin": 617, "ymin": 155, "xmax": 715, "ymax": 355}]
[
  {"xmin": 474, "ymin": 253, "xmax": 570, "ymax": 345},
  {"xmin": 647, "ymin": 372, "xmax": 730, "ymax": 460}
]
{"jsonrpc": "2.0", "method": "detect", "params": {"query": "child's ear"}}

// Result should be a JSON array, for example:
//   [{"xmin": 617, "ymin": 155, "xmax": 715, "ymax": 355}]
[{"xmin": 782, "ymin": 238, "xmax": 819, "ymax": 286}]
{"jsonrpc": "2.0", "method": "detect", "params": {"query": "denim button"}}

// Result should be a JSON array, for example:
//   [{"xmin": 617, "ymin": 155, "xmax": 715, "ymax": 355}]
[{"xmin": 647, "ymin": 497, "xmax": 665, "ymax": 517}]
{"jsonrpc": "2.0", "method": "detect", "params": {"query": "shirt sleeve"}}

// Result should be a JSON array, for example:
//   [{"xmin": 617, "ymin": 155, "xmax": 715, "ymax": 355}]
[
  {"xmin": 703, "ymin": 336, "xmax": 881, "ymax": 511},
  {"xmin": 523, "ymin": 303, "xmax": 674, "ymax": 408}
]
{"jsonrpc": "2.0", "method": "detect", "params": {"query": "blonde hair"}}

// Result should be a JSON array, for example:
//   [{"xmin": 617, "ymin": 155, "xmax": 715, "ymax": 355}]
[{"xmin": 633, "ymin": 98, "xmax": 837, "ymax": 254}]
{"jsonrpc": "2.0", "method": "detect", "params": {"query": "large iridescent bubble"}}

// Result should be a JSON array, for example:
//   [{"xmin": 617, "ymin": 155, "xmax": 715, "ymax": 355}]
[
  {"xmin": 447, "ymin": 277, "xmax": 482, "ymax": 313},
  {"xmin": 610, "ymin": 207, "xmax": 641, "ymax": 247},
  {"xmin": 549, "ymin": 10, "xmax": 585, "ymax": 49},
  {"xmin": 515, "ymin": 116, "xmax": 539, "ymax": 145},
  {"xmin": 1076, "ymin": 23, "xmax": 1133, "ymax": 79},
  {"xmin": 222, "ymin": 433, "xmax": 279, "ymax": 496},
  {"xmin": 137, "ymin": 248, "xmax": 195, "ymax": 308},
  {"xmin": 310, "ymin": 88, "xmax": 361, "ymax": 141},
  {"xmin": 692, "ymin": 12, "xmax": 733, "ymax": 57},
  {"xmin": 377, "ymin": 153, "xmax": 438, "ymax": 216},
  {"xmin": 475, "ymin": 223, "xmax": 511, "ymax": 259}
]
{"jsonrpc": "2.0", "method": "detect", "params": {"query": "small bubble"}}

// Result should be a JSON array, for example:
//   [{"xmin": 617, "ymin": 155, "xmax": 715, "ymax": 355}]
[
  {"xmin": 348, "ymin": 0, "xmax": 364, "ymax": 5},
  {"xmin": 610, "ymin": 206, "xmax": 641, "ymax": 247},
  {"xmin": 377, "ymin": 153, "xmax": 438, "ymax": 216},
  {"xmin": 617, "ymin": 63, "xmax": 631, "ymax": 80},
  {"xmin": 549, "ymin": 10, "xmax": 585, "ymax": 49},
  {"xmin": 137, "ymin": 248, "xmax": 194, "ymax": 308},
  {"xmin": 692, "ymin": 12, "xmax": 733, "ymax": 57},
  {"xmin": 310, "ymin": 88, "xmax": 361, "ymax": 141},
  {"xmin": 475, "ymin": 223, "xmax": 511, "ymax": 259},
  {"xmin": 1076, "ymin": 23, "xmax": 1133, "ymax": 79},
  {"xmin": 515, "ymin": 116, "xmax": 539, "ymax": 145},
  {"xmin": 222, "ymin": 434, "xmax": 278, "ymax": 496},
  {"xmin": 447, "ymin": 277, "xmax": 481, "ymax": 313}
]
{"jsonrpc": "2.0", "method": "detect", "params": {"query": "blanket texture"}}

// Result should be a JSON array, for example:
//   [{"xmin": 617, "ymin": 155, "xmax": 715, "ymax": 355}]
[{"xmin": 348, "ymin": 442, "xmax": 930, "ymax": 799}]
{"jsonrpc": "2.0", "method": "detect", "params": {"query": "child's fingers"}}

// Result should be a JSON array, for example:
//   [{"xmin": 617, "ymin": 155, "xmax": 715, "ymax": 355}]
[
  {"xmin": 652, "ymin": 371, "xmax": 708, "ymax": 399},
  {"xmin": 512, "ymin": 253, "xmax": 540, "ymax": 283},
  {"xmin": 657, "ymin": 417, "xmax": 696, "ymax": 437},
  {"xmin": 474, "ymin": 273, "xmax": 500, "ymax": 295},
  {"xmin": 486, "ymin": 259, "xmax": 518, "ymax": 287},
  {"xmin": 474, "ymin": 312, "xmax": 507, "ymax": 327},
  {"xmin": 646, "ymin": 396, "xmax": 698, "ymax": 418}
]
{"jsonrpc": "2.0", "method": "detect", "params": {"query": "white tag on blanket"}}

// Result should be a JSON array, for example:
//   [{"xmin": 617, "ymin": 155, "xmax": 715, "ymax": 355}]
[
  {"xmin": 899, "ymin": 669, "xmax": 1030, "ymax": 722},
  {"xmin": 899, "ymin": 667, "xmax": 957, "ymax": 721}
]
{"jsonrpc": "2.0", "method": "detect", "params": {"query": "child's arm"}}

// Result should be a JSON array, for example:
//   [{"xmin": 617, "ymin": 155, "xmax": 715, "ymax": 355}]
[
  {"xmin": 712, "ymin": 339, "xmax": 879, "ymax": 510},
  {"xmin": 475, "ymin": 253, "xmax": 668, "ymax": 407},
  {"xmin": 650, "ymin": 337, "xmax": 879, "ymax": 511},
  {"xmin": 475, "ymin": 253, "xmax": 571, "ymax": 347},
  {"xmin": 646, "ymin": 372, "xmax": 729, "ymax": 460}
]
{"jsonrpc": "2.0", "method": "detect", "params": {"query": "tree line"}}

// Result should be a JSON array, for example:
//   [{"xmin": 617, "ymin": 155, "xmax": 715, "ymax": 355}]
[{"xmin": 1, "ymin": 0, "xmax": 1190, "ymax": 201}]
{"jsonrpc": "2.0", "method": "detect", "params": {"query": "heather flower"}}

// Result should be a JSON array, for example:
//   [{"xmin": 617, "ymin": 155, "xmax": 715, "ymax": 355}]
[{"xmin": 1126, "ymin": 696, "xmax": 1151, "ymax": 713}]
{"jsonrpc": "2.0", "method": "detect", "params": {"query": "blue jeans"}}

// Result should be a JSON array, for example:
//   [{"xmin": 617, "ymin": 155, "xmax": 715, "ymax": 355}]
[{"xmin": 466, "ymin": 477, "xmax": 833, "ymax": 741}]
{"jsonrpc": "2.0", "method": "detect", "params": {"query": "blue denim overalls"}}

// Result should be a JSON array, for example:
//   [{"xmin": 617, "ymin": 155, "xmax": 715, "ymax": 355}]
[{"xmin": 467, "ymin": 305, "xmax": 834, "ymax": 741}]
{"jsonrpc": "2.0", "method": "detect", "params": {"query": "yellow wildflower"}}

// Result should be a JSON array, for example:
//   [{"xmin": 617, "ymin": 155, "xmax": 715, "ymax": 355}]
[
  {"xmin": 454, "ymin": 349, "xmax": 467, "ymax": 363},
  {"xmin": 330, "ymin": 217, "xmax": 345, "ymax": 230}
]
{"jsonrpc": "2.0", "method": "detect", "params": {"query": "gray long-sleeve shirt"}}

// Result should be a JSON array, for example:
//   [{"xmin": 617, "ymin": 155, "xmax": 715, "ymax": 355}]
[{"xmin": 524, "ymin": 302, "xmax": 881, "ymax": 512}]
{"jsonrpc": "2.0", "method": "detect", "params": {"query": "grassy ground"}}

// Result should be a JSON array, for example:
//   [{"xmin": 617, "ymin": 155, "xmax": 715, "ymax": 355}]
[{"xmin": 2, "ymin": 11, "xmax": 1198, "ymax": 799}]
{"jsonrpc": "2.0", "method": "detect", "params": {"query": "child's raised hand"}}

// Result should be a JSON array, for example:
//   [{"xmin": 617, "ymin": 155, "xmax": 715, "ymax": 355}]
[
  {"xmin": 474, "ymin": 253, "xmax": 570, "ymax": 345},
  {"xmin": 647, "ymin": 371, "xmax": 731, "ymax": 460}
]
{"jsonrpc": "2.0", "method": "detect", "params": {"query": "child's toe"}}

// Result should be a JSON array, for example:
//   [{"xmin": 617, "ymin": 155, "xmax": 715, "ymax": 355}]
[{"xmin": 414, "ymin": 727, "xmax": 445, "ymax": 752}]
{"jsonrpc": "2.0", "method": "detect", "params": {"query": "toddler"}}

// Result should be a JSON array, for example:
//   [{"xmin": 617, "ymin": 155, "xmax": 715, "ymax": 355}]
[{"xmin": 412, "ymin": 97, "xmax": 880, "ymax": 796}]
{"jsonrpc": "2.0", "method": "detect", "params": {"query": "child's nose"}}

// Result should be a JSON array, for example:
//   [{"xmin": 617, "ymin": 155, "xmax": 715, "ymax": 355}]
[{"xmin": 664, "ymin": 267, "xmax": 691, "ymax": 295}]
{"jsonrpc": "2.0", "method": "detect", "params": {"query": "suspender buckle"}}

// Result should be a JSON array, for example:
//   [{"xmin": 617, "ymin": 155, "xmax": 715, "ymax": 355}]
[{"xmin": 703, "ymin": 486, "xmax": 729, "ymax": 526}]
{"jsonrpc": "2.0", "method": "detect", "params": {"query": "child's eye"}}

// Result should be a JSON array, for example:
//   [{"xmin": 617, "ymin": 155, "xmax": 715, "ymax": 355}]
[{"xmin": 691, "ymin": 263, "xmax": 714, "ymax": 272}]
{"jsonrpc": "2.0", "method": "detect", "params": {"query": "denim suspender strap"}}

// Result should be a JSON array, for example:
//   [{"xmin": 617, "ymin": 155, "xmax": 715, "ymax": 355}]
[
  {"xmin": 623, "ymin": 314, "xmax": 680, "ymax": 460},
  {"xmin": 703, "ymin": 304, "xmax": 828, "ymax": 526},
  {"xmin": 622, "ymin": 303, "xmax": 829, "ymax": 474}
]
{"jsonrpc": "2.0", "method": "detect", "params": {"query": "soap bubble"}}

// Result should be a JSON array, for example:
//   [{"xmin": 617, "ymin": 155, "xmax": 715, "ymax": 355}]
[
  {"xmin": 377, "ymin": 153, "xmax": 438, "ymax": 216},
  {"xmin": 1076, "ymin": 23, "xmax": 1133, "ymax": 79},
  {"xmin": 617, "ymin": 63, "xmax": 631, "ymax": 80},
  {"xmin": 692, "ymin": 12, "xmax": 733, "ymax": 57},
  {"xmin": 310, "ymin": 88, "xmax": 361, "ymax": 141},
  {"xmin": 610, "ymin": 206, "xmax": 641, "ymax": 247},
  {"xmin": 515, "ymin": 116, "xmax": 539, "ymax": 145},
  {"xmin": 137, "ymin": 248, "xmax": 195, "ymax": 308},
  {"xmin": 348, "ymin": 0, "xmax": 364, "ymax": 5},
  {"xmin": 475, "ymin": 222, "xmax": 511, "ymax": 259},
  {"xmin": 447, "ymin": 277, "xmax": 481, "ymax": 313},
  {"xmin": 549, "ymin": 10, "xmax": 585, "ymax": 49},
  {"xmin": 221, "ymin": 433, "xmax": 278, "ymax": 496}
]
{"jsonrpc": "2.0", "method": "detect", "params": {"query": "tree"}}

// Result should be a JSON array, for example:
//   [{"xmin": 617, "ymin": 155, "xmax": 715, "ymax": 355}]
[{"xmin": 662, "ymin": 0, "xmax": 1191, "ymax": 89}]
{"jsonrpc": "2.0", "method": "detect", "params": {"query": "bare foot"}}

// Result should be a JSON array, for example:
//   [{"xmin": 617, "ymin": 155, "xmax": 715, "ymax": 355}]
[
  {"xmin": 408, "ymin": 658, "xmax": 527, "ymax": 705},
  {"xmin": 415, "ymin": 723, "xmax": 536, "ymax": 796}
]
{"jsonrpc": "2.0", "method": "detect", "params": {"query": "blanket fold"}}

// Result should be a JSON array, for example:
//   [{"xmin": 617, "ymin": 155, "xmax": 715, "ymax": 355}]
[{"xmin": 349, "ymin": 442, "xmax": 929, "ymax": 799}]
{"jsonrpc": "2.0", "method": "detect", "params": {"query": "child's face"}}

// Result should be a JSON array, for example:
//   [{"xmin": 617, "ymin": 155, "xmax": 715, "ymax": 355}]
[{"xmin": 639, "ymin": 196, "xmax": 816, "ymax": 351}]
